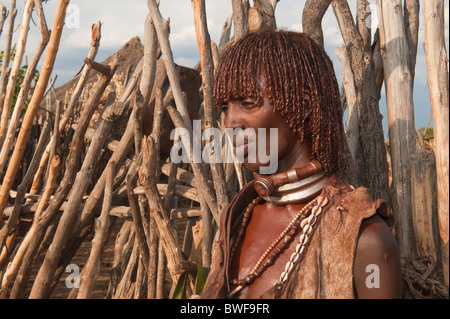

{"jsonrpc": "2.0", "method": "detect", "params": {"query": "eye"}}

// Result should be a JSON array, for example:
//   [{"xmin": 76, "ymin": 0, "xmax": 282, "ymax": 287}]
[
  {"xmin": 241, "ymin": 98, "xmax": 259, "ymax": 109},
  {"xmin": 220, "ymin": 103, "xmax": 228, "ymax": 112}
]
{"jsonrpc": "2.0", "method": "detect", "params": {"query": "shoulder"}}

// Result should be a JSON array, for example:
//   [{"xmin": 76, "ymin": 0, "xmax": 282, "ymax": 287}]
[
  {"xmin": 353, "ymin": 214, "xmax": 403, "ymax": 298},
  {"xmin": 356, "ymin": 215, "xmax": 399, "ymax": 261}
]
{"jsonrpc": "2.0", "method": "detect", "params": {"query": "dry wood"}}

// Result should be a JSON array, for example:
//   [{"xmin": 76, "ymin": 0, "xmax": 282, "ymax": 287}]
[
  {"xmin": 218, "ymin": 15, "xmax": 232, "ymax": 51},
  {"xmin": 147, "ymin": 0, "xmax": 221, "ymax": 229},
  {"xmin": 0, "ymin": 0, "xmax": 17, "ymax": 133},
  {"xmin": 157, "ymin": 157, "xmax": 180, "ymax": 298},
  {"xmin": 78, "ymin": 109, "xmax": 136, "ymax": 232},
  {"xmin": 0, "ymin": 0, "xmax": 70, "ymax": 219},
  {"xmin": 248, "ymin": 0, "xmax": 277, "ymax": 32},
  {"xmin": 113, "ymin": 238, "xmax": 139, "ymax": 298},
  {"xmin": 146, "ymin": 0, "xmax": 191, "ymax": 130},
  {"xmin": 161, "ymin": 161, "xmax": 196, "ymax": 187},
  {"xmin": 81, "ymin": 125, "xmax": 119, "ymax": 152},
  {"xmin": 193, "ymin": 0, "xmax": 229, "ymax": 215},
  {"xmin": 45, "ymin": 99, "xmax": 61, "ymax": 184},
  {"xmin": 0, "ymin": 153, "xmax": 58, "ymax": 298},
  {"xmin": 302, "ymin": 0, "xmax": 332, "ymax": 47},
  {"xmin": 50, "ymin": 59, "xmax": 143, "ymax": 288},
  {"xmin": 170, "ymin": 207, "xmax": 202, "ymax": 220},
  {"xmin": 134, "ymin": 184, "xmax": 198, "ymax": 203},
  {"xmin": 77, "ymin": 162, "xmax": 114, "ymax": 299},
  {"xmin": 34, "ymin": 155, "xmax": 60, "ymax": 221},
  {"xmin": 83, "ymin": 57, "xmax": 111, "ymax": 76},
  {"xmin": 0, "ymin": 0, "xmax": 33, "ymax": 149},
  {"xmin": 10, "ymin": 59, "xmax": 117, "ymax": 298},
  {"xmin": 29, "ymin": 56, "xmax": 119, "ymax": 299},
  {"xmin": 146, "ymin": 86, "xmax": 165, "ymax": 299},
  {"xmin": 166, "ymin": 105, "xmax": 219, "ymax": 223},
  {"xmin": 377, "ymin": 0, "xmax": 417, "ymax": 255},
  {"xmin": 0, "ymin": 3, "xmax": 6, "ymax": 36},
  {"xmin": 0, "ymin": 120, "xmax": 50, "ymax": 258},
  {"xmin": 23, "ymin": 22, "xmax": 102, "ymax": 191},
  {"xmin": 156, "ymin": 238, "xmax": 166, "ymax": 299},
  {"xmin": 139, "ymin": 136, "xmax": 185, "ymax": 287},
  {"xmin": 404, "ymin": 0, "xmax": 420, "ymax": 83},
  {"xmin": 231, "ymin": 0, "xmax": 249, "ymax": 41},
  {"xmin": 59, "ymin": 22, "xmax": 102, "ymax": 134},
  {"xmin": 139, "ymin": 8, "xmax": 159, "ymax": 123},
  {"xmin": 126, "ymin": 160, "xmax": 150, "ymax": 274},
  {"xmin": 106, "ymin": 220, "xmax": 134, "ymax": 298},
  {"xmin": 422, "ymin": 0, "xmax": 449, "ymax": 285},
  {"xmin": 410, "ymin": 151, "xmax": 440, "ymax": 261},
  {"xmin": 335, "ymin": 46, "xmax": 358, "ymax": 164},
  {"xmin": 147, "ymin": 210, "xmax": 158, "ymax": 299},
  {"xmin": 331, "ymin": 0, "xmax": 390, "ymax": 204}
]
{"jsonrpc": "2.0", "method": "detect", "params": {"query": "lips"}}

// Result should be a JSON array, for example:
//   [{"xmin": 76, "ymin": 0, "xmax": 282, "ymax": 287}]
[
  {"xmin": 232, "ymin": 135, "xmax": 246, "ymax": 156},
  {"xmin": 234, "ymin": 142, "xmax": 248, "ymax": 158},
  {"xmin": 226, "ymin": 128, "xmax": 257, "ymax": 161}
]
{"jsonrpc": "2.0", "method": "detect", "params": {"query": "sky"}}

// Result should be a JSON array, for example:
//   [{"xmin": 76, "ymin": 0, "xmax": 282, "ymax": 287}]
[{"xmin": 1, "ymin": 0, "xmax": 449, "ymax": 133}]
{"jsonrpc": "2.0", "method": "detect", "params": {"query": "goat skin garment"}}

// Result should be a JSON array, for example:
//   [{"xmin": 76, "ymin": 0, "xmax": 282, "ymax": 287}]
[{"xmin": 200, "ymin": 175, "xmax": 392, "ymax": 299}]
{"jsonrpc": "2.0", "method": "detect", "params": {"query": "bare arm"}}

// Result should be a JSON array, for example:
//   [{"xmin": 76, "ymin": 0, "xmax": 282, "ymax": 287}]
[{"xmin": 353, "ymin": 214, "xmax": 403, "ymax": 299}]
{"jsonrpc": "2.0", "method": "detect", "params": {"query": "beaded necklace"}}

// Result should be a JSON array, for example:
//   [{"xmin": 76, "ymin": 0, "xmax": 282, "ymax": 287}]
[{"xmin": 228, "ymin": 193, "xmax": 328, "ymax": 298}]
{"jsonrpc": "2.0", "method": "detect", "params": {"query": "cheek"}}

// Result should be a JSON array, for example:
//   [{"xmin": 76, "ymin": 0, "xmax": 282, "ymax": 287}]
[{"xmin": 276, "ymin": 123, "xmax": 298, "ymax": 154}]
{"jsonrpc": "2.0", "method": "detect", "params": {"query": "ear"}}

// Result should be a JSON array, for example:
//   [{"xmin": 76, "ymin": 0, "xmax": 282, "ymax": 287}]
[{"xmin": 302, "ymin": 89, "xmax": 313, "ymax": 118}]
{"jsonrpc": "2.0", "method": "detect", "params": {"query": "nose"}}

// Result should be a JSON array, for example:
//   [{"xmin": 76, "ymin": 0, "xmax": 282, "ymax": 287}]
[{"xmin": 223, "ymin": 101, "xmax": 245, "ymax": 130}]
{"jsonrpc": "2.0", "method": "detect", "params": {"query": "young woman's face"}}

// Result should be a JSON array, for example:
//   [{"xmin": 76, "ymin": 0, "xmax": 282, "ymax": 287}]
[{"xmin": 222, "ymin": 96, "xmax": 303, "ymax": 174}]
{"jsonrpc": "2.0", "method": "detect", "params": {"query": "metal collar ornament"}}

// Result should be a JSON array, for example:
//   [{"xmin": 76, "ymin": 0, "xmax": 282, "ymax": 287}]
[{"xmin": 253, "ymin": 160, "xmax": 327, "ymax": 205}]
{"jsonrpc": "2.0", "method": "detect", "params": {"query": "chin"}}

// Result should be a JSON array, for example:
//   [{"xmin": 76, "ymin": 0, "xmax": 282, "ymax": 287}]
[{"xmin": 244, "ymin": 160, "xmax": 278, "ymax": 175}]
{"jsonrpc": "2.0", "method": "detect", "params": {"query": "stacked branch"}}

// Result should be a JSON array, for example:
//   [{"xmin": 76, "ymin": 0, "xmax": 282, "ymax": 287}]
[{"xmin": 0, "ymin": 0, "xmax": 446, "ymax": 300}]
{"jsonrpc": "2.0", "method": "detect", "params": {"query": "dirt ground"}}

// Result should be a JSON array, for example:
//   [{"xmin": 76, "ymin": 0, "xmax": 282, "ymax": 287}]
[{"xmin": 14, "ymin": 215, "xmax": 187, "ymax": 299}]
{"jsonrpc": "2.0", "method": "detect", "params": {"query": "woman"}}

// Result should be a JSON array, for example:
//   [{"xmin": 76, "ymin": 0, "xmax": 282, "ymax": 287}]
[{"xmin": 200, "ymin": 30, "xmax": 402, "ymax": 299}]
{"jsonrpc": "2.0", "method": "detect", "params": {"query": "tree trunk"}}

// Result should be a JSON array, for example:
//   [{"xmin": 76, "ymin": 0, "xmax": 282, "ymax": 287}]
[
  {"xmin": 231, "ymin": 0, "xmax": 249, "ymax": 41},
  {"xmin": 332, "ymin": 0, "xmax": 390, "ymax": 203},
  {"xmin": 377, "ymin": 0, "xmax": 417, "ymax": 256},
  {"xmin": 422, "ymin": 0, "xmax": 449, "ymax": 286},
  {"xmin": 302, "ymin": 0, "xmax": 332, "ymax": 48}
]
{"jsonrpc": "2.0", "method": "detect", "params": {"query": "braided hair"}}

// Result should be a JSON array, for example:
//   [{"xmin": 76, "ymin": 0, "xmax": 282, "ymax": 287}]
[{"xmin": 213, "ymin": 30, "xmax": 345, "ymax": 176}]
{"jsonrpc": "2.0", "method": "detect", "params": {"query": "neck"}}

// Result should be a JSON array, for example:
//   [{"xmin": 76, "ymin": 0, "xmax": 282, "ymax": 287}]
[
  {"xmin": 253, "ymin": 160, "xmax": 328, "ymax": 205},
  {"xmin": 276, "ymin": 139, "xmax": 312, "ymax": 173}
]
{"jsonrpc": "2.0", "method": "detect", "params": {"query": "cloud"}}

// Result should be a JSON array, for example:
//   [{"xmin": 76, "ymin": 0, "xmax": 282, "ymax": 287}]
[{"xmin": 1, "ymin": 0, "xmax": 448, "ymax": 130}]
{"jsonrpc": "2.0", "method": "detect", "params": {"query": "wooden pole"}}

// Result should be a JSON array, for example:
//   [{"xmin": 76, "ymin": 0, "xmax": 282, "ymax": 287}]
[
  {"xmin": 139, "ymin": 136, "xmax": 185, "ymax": 285},
  {"xmin": 0, "ymin": 0, "xmax": 34, "ymax": 149},
  {"xmin": 29, "ymin": 56, "xmax": 119, "ymax": 299},
  {"xmin": 192, "ymin": 0, "xmax": 229, "ymax": 215},
  {"xmin": 0, "ymin": 0, "xmax": 17, "ymax": 132},
  {"xmin": 0, "ymin": 0, "xmax": 70, "ymax": 219},
  {"xmin": 0, "ymin": 3, "xmax": 7, "ymax": 36},
  {"xmin": 0, "ymin": 0, "xmax": 50, "ymax": 176},
  {"xmin": 404, "ymin": 0, "xmax": 420, "ymax": 85},
  {"xmin": 147, "ymin": 0, "xmax": 220, "ymax": 222},
  {"xmin": 77, "ymin": 162, "xmax": 115, "ymax": 299},
  {"xmin": 422, "ymin": 0, "xmax": 449, "ymax": 286},
  {"xmin": 377, "ymin": 0, "xmax": 417, "ymax": 255},
  {"xmin": 231, "ymin": 0, "xmax": 249, "ymax": 41}
]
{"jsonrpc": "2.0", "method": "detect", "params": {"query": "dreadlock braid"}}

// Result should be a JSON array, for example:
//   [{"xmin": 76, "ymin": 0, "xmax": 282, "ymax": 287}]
[{"xmin": 214, "ymin": 30, "xmax": 345, "ymax": 176}]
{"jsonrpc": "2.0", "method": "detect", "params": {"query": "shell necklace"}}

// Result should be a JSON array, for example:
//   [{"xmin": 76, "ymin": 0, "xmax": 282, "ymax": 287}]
[{"xmin": 228, "ymin": 194, "xmax": 329, "ymax": 298}]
